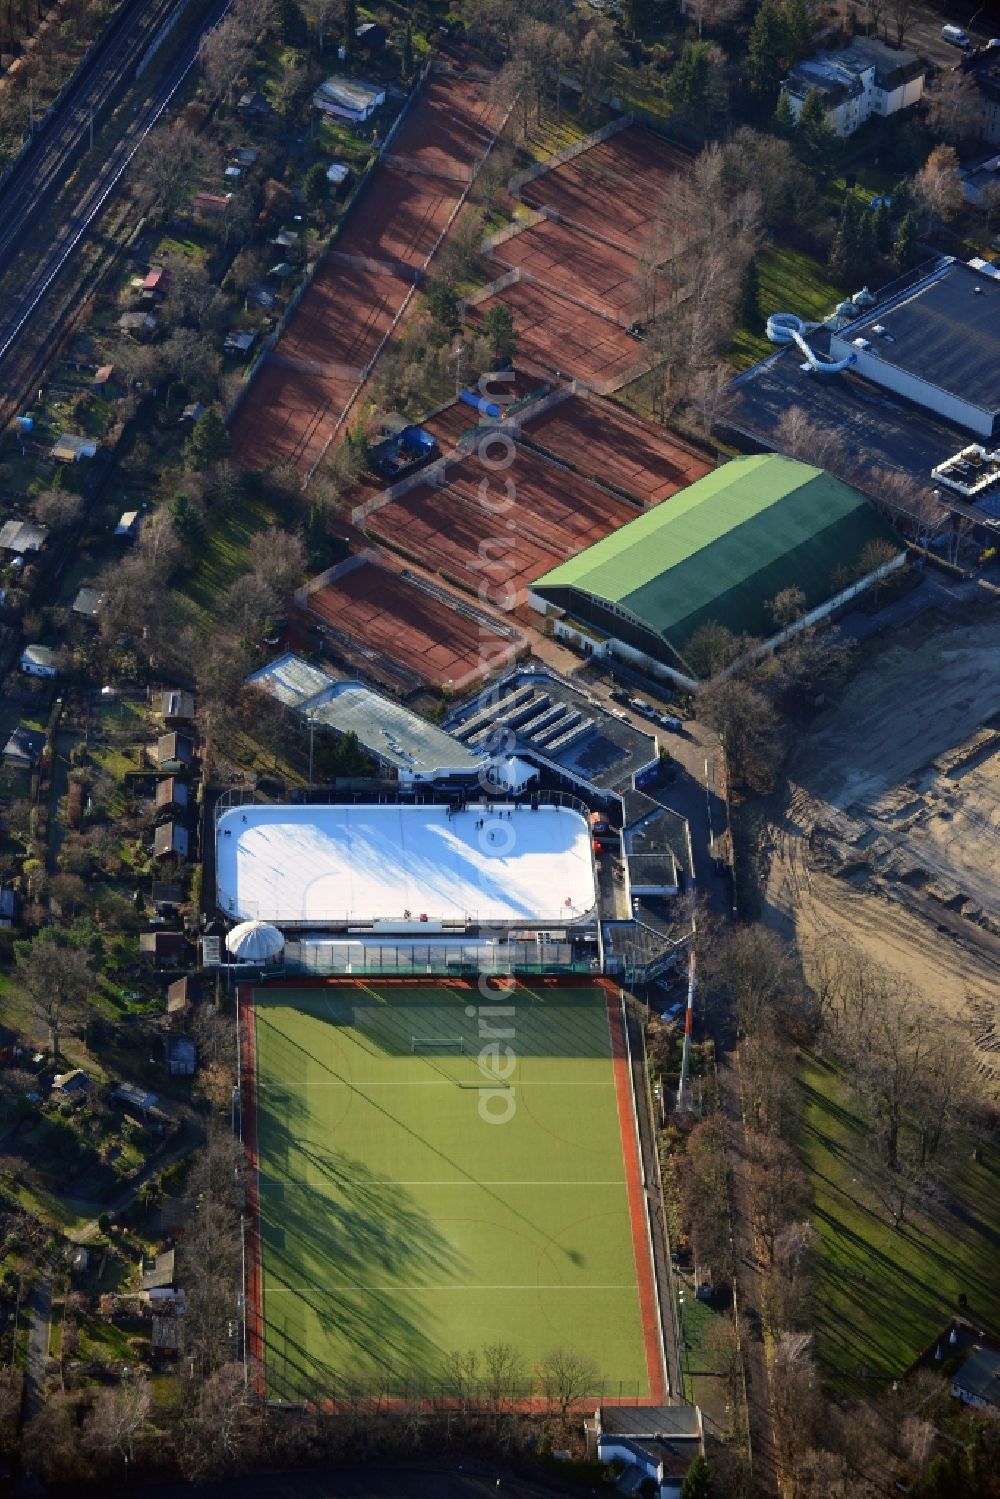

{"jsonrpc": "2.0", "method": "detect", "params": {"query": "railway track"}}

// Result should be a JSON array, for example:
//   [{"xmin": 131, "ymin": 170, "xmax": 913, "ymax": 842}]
[
  {"xmin": 0, "ymin": 0, "xmax": 230, "ymax": 425},
  {"xmin": 0, "ymin": 0, "xmax": 177, "ymax": 275}
]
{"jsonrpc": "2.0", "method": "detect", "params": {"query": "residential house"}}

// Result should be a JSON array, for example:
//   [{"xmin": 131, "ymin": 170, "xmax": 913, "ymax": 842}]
[
  {"xmin": 312, "ymin": 75, "xmax": 386, "ymax": 123},
  {"xmin": 151, "ymin": 1314, "xmax": 183, "ymax": 1358},
  {"xmin": 0, "ymin": 519, "xmax": 48, "ymax": 555},
  {"xmin": 223, "ymin": 330, "xmax": 255, "ymax": 356},
  {"xmin": 3, "ymin": 726, "xmax": 46, "ymax": 768},
  {"xmin": 20, "ymin": 643, "xmax": 57, "ymax": 677},
  {"xmin": 0, "ymin": 887, "xmax": 19, "ymax": 928},
  {"xmin": 139, "ymin": 931, "xmax": 188, "ymax": 966},
  {"xmin": 325, "ymin": 161, "xmax": 352, "ymax": 195},
  {"xmin": 180, "ymin": 402, "xmax": 204, "ymax": 425},
  {"xmin": 166, "ymin": 975, "xmax": 196, "ymax": 1023},
  {"xmin": 356, "ymin": 21, "xmax": 387, "ymax": 51},
  {"xmin": 93, "ymin": 364, "xmax": 115, "ymax": 390},
  {"xmin": 115, "ymin": 510, "xmax": 141, "ymax": 539},
  {"xmin": 962, "ymin": 39, "xmax": 1000, "ymax": 147},
  {"xmin": 161, "ymin": 689, "xmax": 195, "ymax": 723},
  {"xmin": 192, "ymin": 192, "xmax": 231, "ymax": 218},
  {"xmin": 780, "ymin": 37, "xmax": 926, "ymax": 136},
  {"xmin": 141, "ymin": 1248, "xmax": 176, "ymax": 1292},
  {"xmin": 113, "ymin": 1080, "xmax": 159, "ymax": 1117},
  {"xmin": 154, "ymin": 822, "xmax": 189, "ymax": 861},
  {"xmin": 72, "ymin": 586, "xmax": 104, "ymax": 620},
  {"xmin": 142, "ymin": 266, "xmax": 169, "ymax": 298},
  {"xmin": 151, "ymin": 880, "xmax": 182, "ymax": 913},
  {"xmin": 118, "ymin": 311, "xmax": 157, "ymax": 337},
  {"xmin": 166, "ymin": 1035, "xmax": 197, "ymax": 1077},
  {"xmin": 51, "ymin": 1068, "xmax": 92, "ymax": 1103},
  {"xmin": 586, "ymin": 1405, "xmax": 705, "ymax": 1499},
  {"xmin": 952, "ymin": 1345, "xmax": 1000, "ymax": 1409},
  {"xmin": 237, "ymin": 90, "xmax": 271, "ymax": 117},
  {"xmin": 50, "ymin": 432, "xmax": 98, "ymax": 463},
  {"xmin": 156, "ymin": 777, "xmax": 189, "ymax": 814},
  {"xmin": 155, "ymin": 732, "xmax": 194, "ymax": 769}
]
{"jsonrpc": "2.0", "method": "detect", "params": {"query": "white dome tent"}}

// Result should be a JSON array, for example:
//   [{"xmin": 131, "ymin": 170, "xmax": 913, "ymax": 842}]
[{"xmin": 225, "ymin": 920, "xmax": 285, "ymax": 964}]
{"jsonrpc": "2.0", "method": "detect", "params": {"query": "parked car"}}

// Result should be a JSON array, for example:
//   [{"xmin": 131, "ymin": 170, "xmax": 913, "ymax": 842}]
[{"xmin": 941, "ymin": 23, "xmax": 971, "ymax": 48}]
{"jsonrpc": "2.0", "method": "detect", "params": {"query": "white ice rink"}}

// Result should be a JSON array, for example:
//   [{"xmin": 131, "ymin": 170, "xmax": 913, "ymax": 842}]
[{"xmin": 215, "ymin": 803, "xmax": 597, "ymax": 926}]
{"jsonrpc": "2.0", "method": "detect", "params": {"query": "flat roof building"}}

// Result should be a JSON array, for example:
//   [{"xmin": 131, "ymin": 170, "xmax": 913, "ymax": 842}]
[
  {"xmin": 246, "ymin": 654, "xmax": 483, "ymax": 784},
  {"xmin": 829, "ymin": 260, "xmax": 1000, "ymax": 437}
]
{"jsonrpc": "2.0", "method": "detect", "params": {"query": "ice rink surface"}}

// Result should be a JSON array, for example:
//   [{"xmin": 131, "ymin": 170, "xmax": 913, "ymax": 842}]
[{"xmin": 216, "ymin": 803, "xmax": 596, "ymax": 925}]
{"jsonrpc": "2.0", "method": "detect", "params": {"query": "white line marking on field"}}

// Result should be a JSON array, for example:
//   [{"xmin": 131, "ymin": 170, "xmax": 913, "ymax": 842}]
[
  {"xmin": 265, "ymin": 1285, "xmax": 638, "ymax": 1293},
  {"xmin": 259, "ymin": 1180, "xmax": 627, "ymax": 1188}
]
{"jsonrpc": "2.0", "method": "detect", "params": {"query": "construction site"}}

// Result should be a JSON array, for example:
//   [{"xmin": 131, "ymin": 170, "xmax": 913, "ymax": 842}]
[{"xmin": 761, "ymin": 608, "xmax": 1000, "ymax": 1085}]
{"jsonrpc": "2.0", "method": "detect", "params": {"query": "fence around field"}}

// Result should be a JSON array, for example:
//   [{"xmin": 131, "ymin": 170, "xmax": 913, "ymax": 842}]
[{"xmin": 506, "ymin": 111, "xmax": 634, "ymax": 196}]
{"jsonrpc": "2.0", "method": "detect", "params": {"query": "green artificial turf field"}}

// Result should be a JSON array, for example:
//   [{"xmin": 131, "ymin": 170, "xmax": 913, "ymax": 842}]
[{"xmin": 250, "ymin": 981, "xmax": 652, "ymax": 1402}]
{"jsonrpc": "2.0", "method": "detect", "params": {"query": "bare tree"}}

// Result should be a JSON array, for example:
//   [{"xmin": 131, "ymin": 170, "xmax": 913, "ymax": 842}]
[
  {"xmin": 84, "ymin": 1379, "xmax": 151, "ymax": 1472},
  {"xmin": 180, "ymin": 1363, "xmax": 257, "ymax": 1481},
  {"xmin": 33, "ymin": 488, "xmax": 84, "ymax": 530},
  {"xmin": 925, "ymin": 69, "xmax": 983, "ymax": 145},
  {"xmin": 698, "ymin": 675, "xmax": 782, "ymax": 794},
  {"xmin": 535, "ymin": 1346, "xmax": 601, "ymax": 1415},
  {"xmin": 710, "ymin": 925, "xmax": 800, "ymax": 1041},
  {"xmin": 133, "ymin": 124, "xmax": 208, "ymax": 222},
  {"xmin": 480, "ymin": 1340, "xmax": 526, "ymax": 1414},
  {"xmin": 14, "ymin": 931, "xmax": 92, "ymax": 1056},
  {"xmin": 746, "ymin": 1133, "xmax": 810, "ymax": 1263},
  {"xmin": 200, "ymin": 12, "xmax": 253, "ymax": 104}
]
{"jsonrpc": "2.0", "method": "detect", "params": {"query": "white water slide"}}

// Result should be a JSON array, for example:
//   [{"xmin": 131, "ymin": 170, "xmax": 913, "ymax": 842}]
[{"xmin": 766, "ymin": 312, "xmax": 858, "ymax": 374}]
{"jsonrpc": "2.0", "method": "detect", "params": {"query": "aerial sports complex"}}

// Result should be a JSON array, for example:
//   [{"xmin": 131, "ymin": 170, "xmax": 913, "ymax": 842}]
[{"xmin": 225, "ymin": 792, "xmax": 668, "ymax": 1406}]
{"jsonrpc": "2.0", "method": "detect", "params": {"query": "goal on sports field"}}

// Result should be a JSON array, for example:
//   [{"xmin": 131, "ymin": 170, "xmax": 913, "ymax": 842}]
[{"xmin": 411, "ymin": 1035, "xmax": 466, "ymax": 1054}]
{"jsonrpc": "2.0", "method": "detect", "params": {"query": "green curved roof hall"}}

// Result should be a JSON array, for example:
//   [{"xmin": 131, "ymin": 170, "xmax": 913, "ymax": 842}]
[{"xmin": 533, "ymin": 454, "xmax": 897, "ymax": 669}]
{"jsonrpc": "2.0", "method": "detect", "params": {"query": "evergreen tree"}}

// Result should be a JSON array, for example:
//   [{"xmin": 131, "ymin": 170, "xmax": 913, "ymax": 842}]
[
  {"xmin": 276, "ymin": 0, "xmax": 308, "ymax": 48},
  {"xmin": 797, "ymin": 85, "xmax": 834, "ymax": 173},
  {"xmin": 622, "ymin": 0, "xmax": 649, "ymax": 37},
  {"xmin": 773, "ymin": 88, "xmax": 795, "ymax": 132},
  {"xmin": 871, "ymin": 197, "xmax": 892, "ymax": 254},
  {"xmin": 425, "ymin": 278, "xmax": 460, "ymax": 332},
  {"xmin": 184, "ymin": 408, "xmax": 230, "ymax": 471},
  {"xmin": 747, "ymin": 0, "xmax": 789, "ymax": 101},
  {"xmin": 343, "ymin": 0, "xmax": 357, "ymax": 61},
  {"xmin": 401, "ymin": 19, "xmax": 413, "ymax": 78},
  {"xmin": 169, "ymin": 492, "xmax": 203, "ymax": 544},
  {"xmin": 483, "ymin": 304, "xmax": 517, "ymax": 368},
  {"xmin": 782, "ymin": 0, "xmax": 815, "ymax": 64},
  {"xmin": 740, "ymin": 253, "xmax": 762, "ymax": 332},
  {"xmin": 303, "ymin": 162, "xmax": 330, "ymax": 210},
  {"xmin": 857, "ymin": 206, "xmax": 876, "ymax": 270},
  {"xmin": 681, "ymin": 1456, "xmax": 712, "ymax": 1499},
  {"xmin": 668, "ymin": 41, "xmax": 712, "ymax": 116},
  {"xmin": 892, "ymin": 211, "xmax": 920, "ymax": 270}
]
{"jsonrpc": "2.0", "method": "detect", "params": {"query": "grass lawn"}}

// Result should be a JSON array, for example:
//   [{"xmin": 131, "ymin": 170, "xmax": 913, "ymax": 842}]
[
  {"xmin": 252, "ymin": 981, "xmax": 652, "ymax": 1402},
  {"xmin": 730, "ymin": 244, "xmax": 848, "ymax": 371},
  {"xmin": 180, "ymin": 490, "xmax": 283, "ymax": 618},
  {"xmin": 515, "ymin": 111, "xmax": 602, "ymax": 167},
  {"xmin": 797, "ymin": 1053, "xmax": 1000, "ymax": 1396}
]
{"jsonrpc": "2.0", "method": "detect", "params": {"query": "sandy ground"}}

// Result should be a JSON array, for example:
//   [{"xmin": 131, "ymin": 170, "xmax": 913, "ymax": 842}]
[{"xmin": 760, "ymin": 610, "xmax": 1000, "ymax": 1087}]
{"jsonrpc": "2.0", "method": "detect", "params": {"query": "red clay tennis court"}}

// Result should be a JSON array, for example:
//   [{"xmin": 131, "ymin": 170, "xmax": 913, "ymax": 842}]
[
  {"xmin": 342, "ymin": 167, "xmax": 457, "ymax": 269},
  {"xmin": 230, "ymin": 363, "xmax": 358, "ymax": 472},
  {"xmin": 521, "ymin": 128, "xmax": 695, "ymax": 257},
  {"xmin": 304, "ymin": 557, "xmax": 509, "ymax": 688},
  {"xmin": 471, "ymin": 279, "xmax": 645, "ymax": 390},
  {"xmin": 522, "ymin": 394, "xmax": 713, "ymax": 507},
  {"xmin": 233, "ymin": 67, "xmax": 506, "ymax": 473},
  {"xmin": 387, "ymin": 72, "xmax": 504, "ymax": 177},
  {"xmin": 365, "ymin": 443, "xmax": 638, "ymax": 600},
  {"xmin": 490, "ymin": 217, "xmax": 648, "ymax": 326}
]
